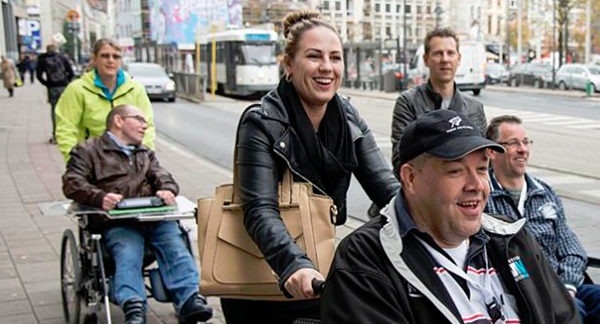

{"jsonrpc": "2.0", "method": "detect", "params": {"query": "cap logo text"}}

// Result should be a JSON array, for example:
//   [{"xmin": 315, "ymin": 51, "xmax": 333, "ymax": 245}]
[
  {"xmin": 446, "ymin": 116, "xmax": 474, "ymax": 133},
  {"xmin": 449, "ymin": 116, "xmax": 462, "ymax": 128}
]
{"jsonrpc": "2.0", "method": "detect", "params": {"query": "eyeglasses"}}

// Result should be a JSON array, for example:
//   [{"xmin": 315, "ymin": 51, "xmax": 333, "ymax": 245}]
[
  {"xmin": 497, "ymin": 139, "xmax": 533, "ymax": 149},
  {"xmin": 99, "ymin": 53, "xmax": 122, "ymax": 60},
  {"xmin": 122, "ymin": 115, "xmax": 147, "ymax": 124}
]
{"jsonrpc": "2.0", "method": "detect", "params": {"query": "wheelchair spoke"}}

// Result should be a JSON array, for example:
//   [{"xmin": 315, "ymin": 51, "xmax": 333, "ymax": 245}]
[{"xmin": 61, "ymin": 229, "xmax": 82, "ymax": 324}]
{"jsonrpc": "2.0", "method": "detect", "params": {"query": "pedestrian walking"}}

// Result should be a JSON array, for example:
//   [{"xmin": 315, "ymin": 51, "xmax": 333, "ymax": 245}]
[
  {"xmin": 36, "ymin": 44, "xmax": 75, "ymax": 144},
  {"xmin": 27, "ymin": 55, "xmax": 36, "ymax": 84},
  {"xmin": 223, "ymin": 10, "xmax": 399, "ymax": 323},
  {"xmin": 1, "ymin": 56, "xmax": 18, "ymax": 97},
  {"xmin": 16, "ymin": 55, "xmax": 28, "ymax": 84},
  {"xmin": 54, "ymin": 38, "xmax": 154, "ymax": 162}
]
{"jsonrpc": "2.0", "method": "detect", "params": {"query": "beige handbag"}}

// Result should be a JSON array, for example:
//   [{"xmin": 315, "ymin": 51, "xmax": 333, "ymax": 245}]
[{"xmin": 197, "ymin": 165, "xmax": 337, "ymax": 300}]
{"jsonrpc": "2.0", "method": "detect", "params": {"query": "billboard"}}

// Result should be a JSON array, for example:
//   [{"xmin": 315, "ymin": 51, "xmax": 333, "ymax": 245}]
[
  {"xmin": 18, "ymin": 19, "xmax": 42, "ymax": 51},
  {"xmin": 149, "ymin": 0, "xmax": 243, "ymax": 45}
]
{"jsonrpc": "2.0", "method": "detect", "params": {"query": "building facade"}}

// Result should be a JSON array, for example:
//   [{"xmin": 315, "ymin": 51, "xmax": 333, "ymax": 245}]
[{"xmin": 115, "ymin": 0, "xmax": 142, "ymax": 60}]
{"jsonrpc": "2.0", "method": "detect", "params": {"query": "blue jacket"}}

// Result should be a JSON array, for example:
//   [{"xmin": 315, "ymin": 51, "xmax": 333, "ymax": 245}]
[{"xmin": 485, "ymin": 171, "xmax": 587, "ymax": 292}]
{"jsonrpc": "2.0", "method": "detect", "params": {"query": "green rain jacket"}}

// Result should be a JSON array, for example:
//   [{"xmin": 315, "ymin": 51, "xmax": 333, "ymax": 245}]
[{"xmin": 55, "ymin": 70, "xmax": 155, "ymax": 162}]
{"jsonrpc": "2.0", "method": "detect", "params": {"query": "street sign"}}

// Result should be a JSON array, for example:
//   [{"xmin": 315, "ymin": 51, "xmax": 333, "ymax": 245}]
[
  {"xmin": 66, "ymin": 9, "xmax": 80, "ymax": 22},
  {"xmin": 384, "ymin": 38, "xmax": 398, "ymax": 50}
]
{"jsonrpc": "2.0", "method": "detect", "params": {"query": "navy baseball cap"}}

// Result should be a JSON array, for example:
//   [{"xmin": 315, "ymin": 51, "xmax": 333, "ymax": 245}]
[{"xmin": 399, "ymin": 110, "xmax": 505, "ymax": 166}]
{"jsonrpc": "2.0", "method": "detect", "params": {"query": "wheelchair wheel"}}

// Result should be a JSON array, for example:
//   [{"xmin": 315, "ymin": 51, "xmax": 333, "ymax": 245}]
[{"xmin": 61, "ymin": 229, "xmax": 82, "ymax": 324}]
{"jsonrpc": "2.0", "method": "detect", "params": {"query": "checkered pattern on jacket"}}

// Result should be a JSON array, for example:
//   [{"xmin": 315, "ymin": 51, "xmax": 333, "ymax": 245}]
[{"xmin": 485, "ymin": 171, "xmax": 587, "ymax": 290}]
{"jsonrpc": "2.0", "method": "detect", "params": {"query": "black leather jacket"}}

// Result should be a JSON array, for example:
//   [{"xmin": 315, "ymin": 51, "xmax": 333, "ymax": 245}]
[
  {"xmin": 391, "ymin": 82, "xmax": 487, "ymax": 173},
  {"xmin": 236, "ymin": 89, "xmax": 399, "ymax": 289}
]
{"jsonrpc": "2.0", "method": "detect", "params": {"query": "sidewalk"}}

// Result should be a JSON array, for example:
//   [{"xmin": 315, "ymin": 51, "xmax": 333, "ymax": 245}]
[{"xmin": 0, "ymin": 83, "xmax": 360, "ymax": 324}]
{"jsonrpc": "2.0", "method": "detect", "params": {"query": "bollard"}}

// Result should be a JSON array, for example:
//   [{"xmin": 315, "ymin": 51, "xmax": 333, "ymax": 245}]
[{"xmin": 586, "ymin": 81, "xmax": 594, "ymax": 97}]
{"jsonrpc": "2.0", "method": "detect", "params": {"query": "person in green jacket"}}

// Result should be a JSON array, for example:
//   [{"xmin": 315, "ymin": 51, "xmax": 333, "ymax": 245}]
[{"xmin": 55, "ymin": 38, "xmax": 155, "ymax": 162}]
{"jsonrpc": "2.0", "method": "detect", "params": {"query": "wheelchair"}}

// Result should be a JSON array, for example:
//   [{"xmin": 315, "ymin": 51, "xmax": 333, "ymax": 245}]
[{"xmin": 60, "ymin": 197, "xmax": 198, "ymax": 324}]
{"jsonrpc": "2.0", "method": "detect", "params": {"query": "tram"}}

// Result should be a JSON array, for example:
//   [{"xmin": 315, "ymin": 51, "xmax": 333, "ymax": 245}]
[{"xmin": 199, "ymin": 28, "xmax": 280, "ymax": 97}]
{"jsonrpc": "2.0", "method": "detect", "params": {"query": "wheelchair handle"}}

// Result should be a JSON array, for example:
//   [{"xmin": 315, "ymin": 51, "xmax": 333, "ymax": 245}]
[{"xmin": 311, "ymin": 278, "xmax": 325, "ymax": 296}]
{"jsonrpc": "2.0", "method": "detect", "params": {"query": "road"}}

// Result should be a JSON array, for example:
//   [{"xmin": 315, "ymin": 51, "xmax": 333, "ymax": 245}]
[{"xmin": 152, "ymin": 88, "xmax": 600, "ymax": 260}]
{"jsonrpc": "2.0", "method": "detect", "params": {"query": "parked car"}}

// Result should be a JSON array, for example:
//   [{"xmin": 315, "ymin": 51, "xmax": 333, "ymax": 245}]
[
  {"xmin": 506, "ymin": 63, "xmax": 553, "ymax": 88},
  {"xmin": 124, "ymin": 63, "xmax": 176, "ymax": 102},
  {"xmin": 555, "ymin": 63, "xmax": 600, "ymax": 92},
  {"xmin": 485, "ymin": 62, "xmax": 509, "ymax": 84}
]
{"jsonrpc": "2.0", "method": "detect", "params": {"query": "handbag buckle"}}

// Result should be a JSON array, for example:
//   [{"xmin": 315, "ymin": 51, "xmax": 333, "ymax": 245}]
[{"xmin": 330, "ymin": 205, "xmax": 338, "ymax": 224}]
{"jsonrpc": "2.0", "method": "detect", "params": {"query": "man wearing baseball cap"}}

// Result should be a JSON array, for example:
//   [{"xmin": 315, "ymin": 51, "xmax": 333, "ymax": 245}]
[{"xmin": 321, "ymin": 110, "xmax": 579, "ymax": 324}]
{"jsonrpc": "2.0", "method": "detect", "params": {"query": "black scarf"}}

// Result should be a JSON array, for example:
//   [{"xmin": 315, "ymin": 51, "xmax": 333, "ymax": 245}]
[{"xmin": 276, "ymin": 79, "xmax": 358, "ymax": 216}]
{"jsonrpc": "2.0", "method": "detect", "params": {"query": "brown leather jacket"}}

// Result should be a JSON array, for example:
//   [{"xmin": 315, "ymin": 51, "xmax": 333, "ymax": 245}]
[{"xmin": 62, "ymin": 132, "xmax": 178, "ymax": 229}]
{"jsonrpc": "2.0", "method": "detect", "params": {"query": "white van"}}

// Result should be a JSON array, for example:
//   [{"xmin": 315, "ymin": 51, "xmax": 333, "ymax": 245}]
[{"xmin": 408, "ymin": 40, "xmax": 487, "ymax": 95}]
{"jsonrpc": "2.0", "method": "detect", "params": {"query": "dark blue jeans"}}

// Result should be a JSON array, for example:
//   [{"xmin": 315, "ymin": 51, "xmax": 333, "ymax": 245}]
[
  {"xmin": 103, "ymin": 221, "xmax": 199, "ymax": 312},
  {"xmin": 575, "ymin": 284, "xmax": 600, "ymax": 324}
]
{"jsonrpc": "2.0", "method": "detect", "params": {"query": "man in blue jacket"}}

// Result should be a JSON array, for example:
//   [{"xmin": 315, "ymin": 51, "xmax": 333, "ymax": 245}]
[{"xmin": 485, "ymin": 114, "xmax": 600, "ymax": 323}]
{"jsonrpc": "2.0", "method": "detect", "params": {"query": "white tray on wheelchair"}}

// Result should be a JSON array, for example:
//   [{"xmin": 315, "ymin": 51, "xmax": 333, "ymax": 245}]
[{"xmin": 67, "ymin": 196, "xmax": 196, "ymax": 222}]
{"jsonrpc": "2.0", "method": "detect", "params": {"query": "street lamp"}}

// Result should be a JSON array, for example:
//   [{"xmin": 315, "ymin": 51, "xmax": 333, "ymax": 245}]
[
  {"xmin": 402, "ymin": 0, "xmax": 407, "ymax": 89},
  {"xmin": 552, "ymin": 0, "xmax": 556, "ymax": 89}
]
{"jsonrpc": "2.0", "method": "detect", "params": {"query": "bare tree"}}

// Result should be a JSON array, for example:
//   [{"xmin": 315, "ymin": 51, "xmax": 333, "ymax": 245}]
[{"xmin": 556, "ymin": 0, "xmax": 582, "ymax": 66}]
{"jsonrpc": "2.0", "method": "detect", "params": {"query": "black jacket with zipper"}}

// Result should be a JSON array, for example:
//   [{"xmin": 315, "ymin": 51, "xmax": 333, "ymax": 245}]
[
  {"xmin": 391, "ymin": 82, "xmax": 487, "ymax": 173},
  {"xmin": 235, "ymin": 89, "xmax": 399, "ymax": 288},
  {"xmin": 321, "ymin": 193, "xmax": 580, "ymax": 324}
]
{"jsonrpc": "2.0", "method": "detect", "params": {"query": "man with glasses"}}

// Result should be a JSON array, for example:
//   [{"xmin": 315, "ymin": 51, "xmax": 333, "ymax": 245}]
[
  {"xmin": 485, "ymin": 115, "xmax": 600, "ymax": 323},
  {"xmin": 63, "ymin": 105, "xmax": 212, "ymax": 324}
]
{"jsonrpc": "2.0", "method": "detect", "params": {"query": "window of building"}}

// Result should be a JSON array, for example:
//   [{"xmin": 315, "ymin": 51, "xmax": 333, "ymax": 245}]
[
  {"xmin": 426, "ymin": 5, "xmax": 431, "ymax": 14},
  {"xmin": 417, "ymin": 5, "xmax": 421, "ymax": 14},
  {"xmin": 386, "ymin": 26, "xmax": 391, "ymax": 37},
  {"xmin": 323, "ymin": 1, "xmax": 330, "ymax": 10},
  {"xmin": 405, "ymin": 4, "xmax": 411, "ymax": 14},
  {"xmin": 488, "ymin": 15, "xmax": 492, "ymax": 34},
  {"xmin": 375, "ymin": 3, "xmax": 380, "ymax": 12},
  {"xmin": 386, "ymin": 3, "xmax": 391, "ymax": 12},
  {"xmin": 336, "ymin": 1, "xmax": 341, "ymax": 10},
  {"xmin": 396, "ymin": 4, "xmax": 401, "ymax": 13}
]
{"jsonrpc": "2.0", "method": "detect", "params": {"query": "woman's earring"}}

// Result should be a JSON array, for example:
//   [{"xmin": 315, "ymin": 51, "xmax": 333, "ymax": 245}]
[{"xmin": 285, "ymin": 72, "xmax": 293, "ymax": 82}]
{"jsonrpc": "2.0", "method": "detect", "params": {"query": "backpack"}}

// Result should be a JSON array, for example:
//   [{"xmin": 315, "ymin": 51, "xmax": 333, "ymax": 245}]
[{"xmin": 45, "ymin": 54, "xmax": 68, "ymax": 84}]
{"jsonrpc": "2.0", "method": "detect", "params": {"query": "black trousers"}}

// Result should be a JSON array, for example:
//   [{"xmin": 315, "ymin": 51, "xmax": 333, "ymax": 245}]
[
  {"xmin": 47, "ymin": 86, "xmax": 66, "ymax": 137},
  {"xmin": 221, "ymin": 298, "xmax": 320, "ymax": 324}
]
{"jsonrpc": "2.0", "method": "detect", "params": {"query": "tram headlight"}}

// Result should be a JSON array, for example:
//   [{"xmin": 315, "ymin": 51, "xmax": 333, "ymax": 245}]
[{"xmin": 165, "ymin": 80, "xmax": 176, "ymax": 91}]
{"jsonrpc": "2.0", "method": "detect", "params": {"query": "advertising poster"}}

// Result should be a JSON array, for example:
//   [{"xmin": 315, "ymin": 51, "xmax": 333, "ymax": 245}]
[{"xmin": 148, "ymin": 0, "xmax": 243, "ymax": 45}]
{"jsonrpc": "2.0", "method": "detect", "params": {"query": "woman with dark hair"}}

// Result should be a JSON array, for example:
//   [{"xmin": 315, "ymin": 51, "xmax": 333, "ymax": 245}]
[
  {"xmin": 223, "ymin": 10, "xmax": 399, "ymax": 323},
  {"xmin": 54, "ymin": 38, "xmax": 155, "ymax": 162}
]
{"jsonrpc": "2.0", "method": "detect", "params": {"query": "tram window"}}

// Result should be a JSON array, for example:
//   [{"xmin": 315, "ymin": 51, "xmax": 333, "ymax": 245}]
[
  {"xmin": 217, "ymin": 43, "xmax": 225, "ymax": 63},
  {"xmin": 238, "ymin": 43, "xmax": 277, "ymax": 65}
]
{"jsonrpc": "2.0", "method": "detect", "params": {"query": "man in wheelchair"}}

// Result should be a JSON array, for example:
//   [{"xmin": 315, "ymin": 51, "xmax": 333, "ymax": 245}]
[{"xmin": 62, "ymin": 104, "xmax": 213, "ymax": 324}]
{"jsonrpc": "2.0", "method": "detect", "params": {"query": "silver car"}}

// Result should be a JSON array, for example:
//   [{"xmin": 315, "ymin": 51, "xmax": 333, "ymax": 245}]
[
  {"xmin": 555, "ymin": 64, "xmax": 600, "ymax": 92},
  {"xmin": 125, "ymin": 63, "xmax": 177, "ymax": 102}
]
